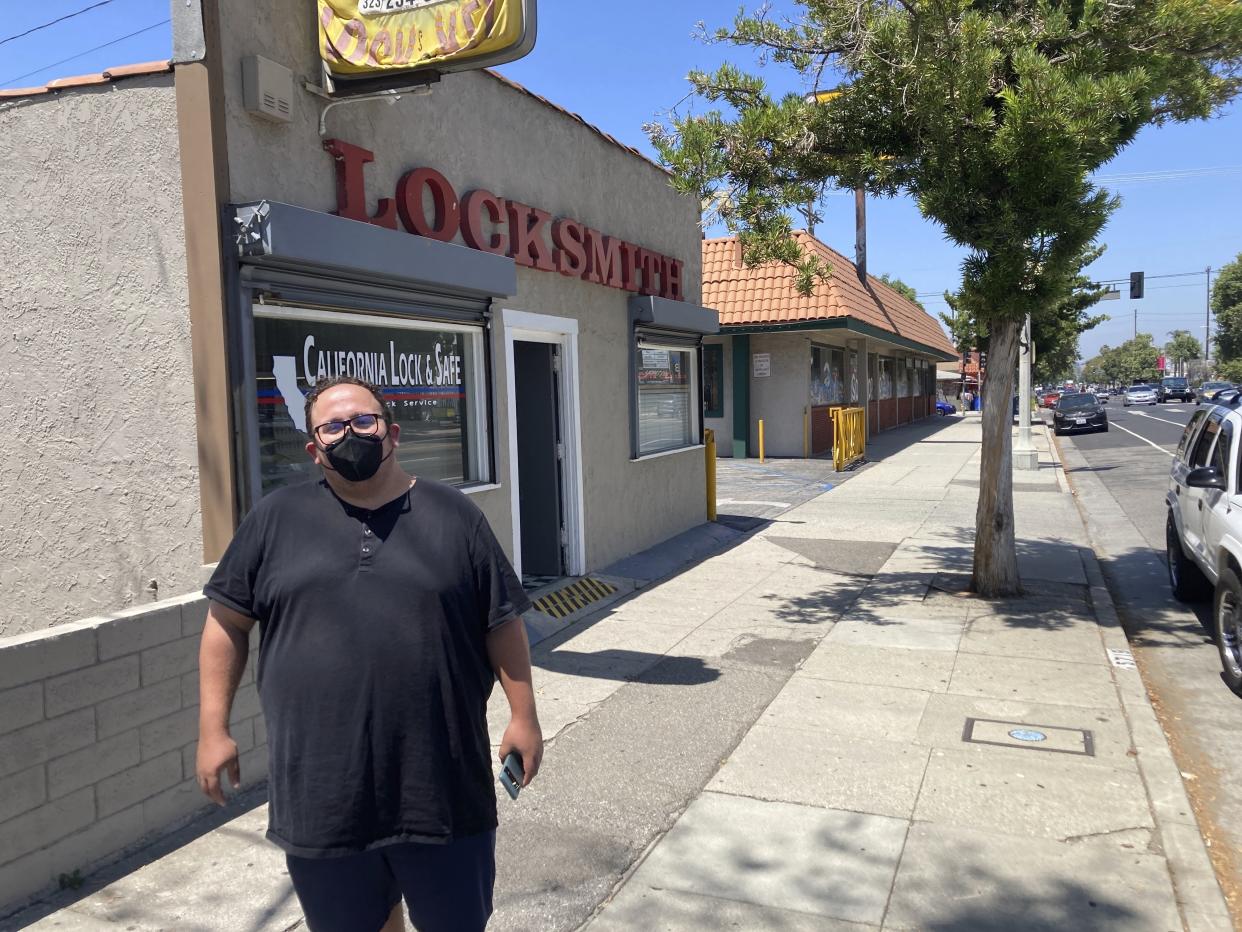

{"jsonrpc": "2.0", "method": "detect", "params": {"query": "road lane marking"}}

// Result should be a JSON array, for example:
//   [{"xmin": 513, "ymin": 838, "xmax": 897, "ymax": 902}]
[
  {"xmin": 1130, "ymin": 410, "xmax": 1191, "ymax": 428},
  {"xmin": 1106, "ymin": 421, "xmax": 1176, "ymax": 457}
]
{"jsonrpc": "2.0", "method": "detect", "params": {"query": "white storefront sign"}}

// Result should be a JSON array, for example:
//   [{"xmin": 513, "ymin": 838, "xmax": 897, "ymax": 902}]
[{"xmin": 753, "ymin": 352, "xmax": 771, "ymax": 378}]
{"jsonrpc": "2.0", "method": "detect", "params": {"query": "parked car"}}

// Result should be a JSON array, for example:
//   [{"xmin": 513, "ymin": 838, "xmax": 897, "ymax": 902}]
[
  {"xmin": 1166, "ymin": 402, "xmax": 1242, "ymax": 696},
  {"xmin": 1040, "ymin": 390, "xmax": 1062, "ymax": 408},
  {"xmin": 1158, "ymin": 377, "xmax": 1193, "ymax": 403},
  {"xmin": 1052, "ymin": 392, "xmax": 1108, "ymax": 435},
  {"xmin": 1123, "ymin": 384, "xmax": 1158, "ymax": 406},
  {"xmin": 935, "ymin": 400, "xmax": 957, "ymax": 416},
  {"xmin": 1196, "ymin": 381, "xmax": 1235, "ymax": 406}
]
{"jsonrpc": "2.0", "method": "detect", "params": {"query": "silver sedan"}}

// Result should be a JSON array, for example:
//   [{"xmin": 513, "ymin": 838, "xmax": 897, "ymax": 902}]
[{"xmin": 1123, "ymin": 384, "xmax": 1158, "ymax": 406}]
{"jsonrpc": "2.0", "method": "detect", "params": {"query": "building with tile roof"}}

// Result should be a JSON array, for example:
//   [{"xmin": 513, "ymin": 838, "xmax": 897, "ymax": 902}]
[{"xmin": 701, "ymin": 233, "xmax": 958, "ymax": 457}]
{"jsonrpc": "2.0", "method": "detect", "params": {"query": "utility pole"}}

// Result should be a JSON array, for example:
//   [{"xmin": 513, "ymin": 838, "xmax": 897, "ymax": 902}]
[
  {"xmin": 1014, "ymin": 314, "xmax": 1038, "ymax": 470},
  {"xmin": 1133, "ymin": 307, "xmax": 1138, "ymax": 340},
  {"xmin": 1206, "ymin": 266, "xmax": 1213, "ymax": 365}
]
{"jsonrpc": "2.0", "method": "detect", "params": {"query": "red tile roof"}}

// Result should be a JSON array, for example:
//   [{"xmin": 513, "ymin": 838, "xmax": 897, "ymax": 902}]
[
  {"xmin": 0, "ymin": 60, "xmax": 171, "ymax": 99},
  {"xmin": 703, "ymin": 232, "xmax": 957, "ymax": 357}
]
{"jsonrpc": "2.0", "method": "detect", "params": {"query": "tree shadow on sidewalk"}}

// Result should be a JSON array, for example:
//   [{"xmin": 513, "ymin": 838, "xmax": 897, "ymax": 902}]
[
  {"xmin": 621, "ymin": 808, "xmax": 1153, "ymax": 931},
  {"xmin": 753, "ymin": 525, "xmax": 1132, "ymax": 633}
]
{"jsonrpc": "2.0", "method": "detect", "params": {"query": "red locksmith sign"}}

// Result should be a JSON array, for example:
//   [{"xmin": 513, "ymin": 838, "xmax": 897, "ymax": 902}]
[{"xmin": 325, "ymin": 139, "xmax": 685, "ymax": 301}]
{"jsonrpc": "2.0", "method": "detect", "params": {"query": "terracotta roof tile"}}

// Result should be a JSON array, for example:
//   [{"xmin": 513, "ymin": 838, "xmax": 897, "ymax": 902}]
[
  {"xmin": 703, "ymin": 232, "xmax": 957, "ymax": 357},
  {"xmin": 103, "ymin": 61, "xmax": 171, "ymax": 78},
  {"xmin": 45, "ymin": 73, "xmax": 110, "ymax": 89},
  {"xmin": 0, "ymin": 86, "xmax": 50, "ymax": 99},
  {"xmin": 0, "ymin": 60, "xmax": 170, "ymax": 100}
]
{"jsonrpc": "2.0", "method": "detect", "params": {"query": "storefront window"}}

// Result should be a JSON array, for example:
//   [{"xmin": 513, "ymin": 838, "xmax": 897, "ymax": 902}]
[
  {"xmin": 878, "ymin": 357, "xmax": 894, "ymax": 400},
  {"xmin": 811, "ymin": 345, "xmax": 845, "ymax": 405},
  {"xmin": 252, "ymin": 306, "xmax": 489, "ymax": 496},
  {"xmin": 635, "ymin": 343, "xmax": 699, "ymax": 455},
  {"xmin": 897, "ymin": 358, "xmax": 910, "ymax": 398},
  {"xmin": 703, "ymin": 344, "xmax": 724, "ymax": 418},
  {"xmin": 849, "ymin": 348, "xmax": 860, "ymax": 404}
]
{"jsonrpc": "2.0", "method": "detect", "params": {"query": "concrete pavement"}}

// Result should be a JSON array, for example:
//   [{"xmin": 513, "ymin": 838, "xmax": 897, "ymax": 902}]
[
  {"xmin": 584, "ymin": 414, "xmax": 1225, "ymax": 931},
  {"xmin": 5, "ymin": 414, "xmax": 1226, "ymax": 931}
]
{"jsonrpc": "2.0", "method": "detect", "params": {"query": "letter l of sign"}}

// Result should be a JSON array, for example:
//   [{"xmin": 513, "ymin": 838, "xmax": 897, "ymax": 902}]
[{"xmin": 323, "ymin": 139, "xmax": 397, "ymax": 229}]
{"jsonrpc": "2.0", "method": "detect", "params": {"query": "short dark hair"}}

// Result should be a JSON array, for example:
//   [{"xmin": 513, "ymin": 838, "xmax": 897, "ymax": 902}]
[{"xmin": 303, "ymin": 375, "xmax": 392, "ymax": 434}]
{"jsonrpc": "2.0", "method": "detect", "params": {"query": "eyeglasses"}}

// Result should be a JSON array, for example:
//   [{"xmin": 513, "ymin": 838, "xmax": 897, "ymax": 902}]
[{"xmin": 313, "ymin": 412, "xmax": 386, "ymax": 444}]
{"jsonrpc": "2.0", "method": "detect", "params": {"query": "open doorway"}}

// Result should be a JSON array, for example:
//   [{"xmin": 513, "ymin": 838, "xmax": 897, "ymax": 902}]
[
  {"xmin": 502, "ymin": 309, "xmax": 586, "ymax": 584},
  {"xmin": 512, "ymin": 340, "xmax": 565, "ymax": 583}
]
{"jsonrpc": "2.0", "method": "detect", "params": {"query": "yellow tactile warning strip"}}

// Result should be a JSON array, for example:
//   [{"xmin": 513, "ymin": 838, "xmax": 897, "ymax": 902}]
[{"xmin": 532, "ymin": 577, "xmax": 618, "ymax": 619}]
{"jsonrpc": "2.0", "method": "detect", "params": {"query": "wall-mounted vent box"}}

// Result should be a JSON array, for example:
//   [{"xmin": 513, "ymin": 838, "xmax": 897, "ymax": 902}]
[{"xmin": 242, "ymin": 55, "xmax": 293, "ymax": 123}]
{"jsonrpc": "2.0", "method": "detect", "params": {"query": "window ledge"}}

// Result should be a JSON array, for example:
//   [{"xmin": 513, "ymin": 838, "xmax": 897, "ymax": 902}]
[
  {"xmin": 460, "ymin": 482, "xmax": 502, "ymax": 495},
  {"xmin": 630, "ymin": 444, "xmax": 705, "ymax": 463}
]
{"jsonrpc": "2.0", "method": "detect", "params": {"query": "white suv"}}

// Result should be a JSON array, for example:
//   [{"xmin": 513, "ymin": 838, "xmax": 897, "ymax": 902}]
[{"xmin": 1167, "ymin": 403, "xmax": 1242, "ymax": 695}]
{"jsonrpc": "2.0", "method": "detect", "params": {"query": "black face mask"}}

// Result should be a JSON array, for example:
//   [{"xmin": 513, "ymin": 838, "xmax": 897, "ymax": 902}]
[{"xmin": 322, "ymin": 432, "xmax": 390, "ymax": 483}]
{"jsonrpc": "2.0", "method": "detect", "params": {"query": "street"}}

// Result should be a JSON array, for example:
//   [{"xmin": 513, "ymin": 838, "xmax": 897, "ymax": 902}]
[{"xmin": 1049, "ymin": 398, "xmax": 1242, "ymax": 919}]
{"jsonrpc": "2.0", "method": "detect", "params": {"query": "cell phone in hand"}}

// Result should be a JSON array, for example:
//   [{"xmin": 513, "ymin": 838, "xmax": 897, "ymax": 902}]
[{"xmin": 499, "ymin": 752, "xmax": 525, "ymax": 800}]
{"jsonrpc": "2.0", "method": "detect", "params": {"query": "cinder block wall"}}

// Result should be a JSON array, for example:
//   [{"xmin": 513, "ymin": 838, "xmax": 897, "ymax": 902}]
[{"xmin": 0, "ymin": 595, "xmax": 266, "ymax": 916}]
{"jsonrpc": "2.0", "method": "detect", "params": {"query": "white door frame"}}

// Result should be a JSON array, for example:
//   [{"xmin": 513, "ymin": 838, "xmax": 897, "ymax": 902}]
[{"xmin": 501, "ymin": 308, "xmax": 586, "ymax": 579}]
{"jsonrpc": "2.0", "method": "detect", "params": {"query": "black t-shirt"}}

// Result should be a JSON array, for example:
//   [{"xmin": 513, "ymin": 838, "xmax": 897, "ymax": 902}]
[{"xmin": 204, "ymin": 477, "xmax": 531, "ymax": 858}]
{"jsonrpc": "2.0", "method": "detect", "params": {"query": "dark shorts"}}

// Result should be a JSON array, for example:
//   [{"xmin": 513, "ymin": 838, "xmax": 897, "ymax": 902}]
[{"xmin": 285, "ymin": 831, "xmax": 496, "ymax": 932}]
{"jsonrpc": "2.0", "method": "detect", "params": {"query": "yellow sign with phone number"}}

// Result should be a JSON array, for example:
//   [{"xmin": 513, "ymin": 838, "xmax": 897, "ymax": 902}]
[{"xmin": 318, "ymin": 0, "xmax": 527, "ymax": 76}]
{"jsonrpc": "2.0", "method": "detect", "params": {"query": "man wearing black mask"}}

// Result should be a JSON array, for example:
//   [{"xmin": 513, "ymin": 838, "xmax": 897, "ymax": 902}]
[{"xmin": 196, "ymin": 375, "xmax": 541, "ymax": 932}]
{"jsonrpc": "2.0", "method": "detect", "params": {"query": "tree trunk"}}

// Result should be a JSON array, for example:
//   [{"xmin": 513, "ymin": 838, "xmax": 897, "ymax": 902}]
[{"xmin": 972, "ymin": 315, "xmax": 1022, "ymax": 597}]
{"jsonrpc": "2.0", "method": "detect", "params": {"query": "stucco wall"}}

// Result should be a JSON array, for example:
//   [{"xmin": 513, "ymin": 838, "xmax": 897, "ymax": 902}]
[
  {"xmin": 0, "ymin": 77, "xmax": 200, "ymax": 637},
  {"xmin": 748, "ymin": 333, "xmax": 812, "ymax": 457},
  {"xmin": 211, "ymin": 0, "xmax": 706, "ymax": 569}
]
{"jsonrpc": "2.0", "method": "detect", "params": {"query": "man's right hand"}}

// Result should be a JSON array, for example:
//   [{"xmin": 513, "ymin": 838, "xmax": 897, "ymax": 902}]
[{"xmin": 196, "ymin": 732, "xmax": 240, "ymax": 806}]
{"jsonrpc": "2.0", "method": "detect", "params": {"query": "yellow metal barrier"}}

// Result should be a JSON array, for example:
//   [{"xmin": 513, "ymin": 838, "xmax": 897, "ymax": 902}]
[
  {"xmin": 704, "ymin": 428, "xmax": 717, "ymax": 521},
  {"xmin": 758, "ymin": 419, "xmax": 766, "ymax": 464},
  {"xmin": 832, "ymin": 407, "xmax": 866, "ymax": 471}
]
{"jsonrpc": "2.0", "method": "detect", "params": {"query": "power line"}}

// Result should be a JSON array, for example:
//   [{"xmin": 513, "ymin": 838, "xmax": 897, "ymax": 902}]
[
  {"xmin": 917, "ymin": 268, "xmax": 1218, "ymax": 296},
  {"xmin": 0, "ymin": 0, "xmax": 119, "ymax": 48},
  {"xmin": 1091, "ymin": 270, "xmax": 1215, "ymax": 285},
  {"xmin": 1094, "ymin": 166, "xmax": 1242, "ymax": 185},
  {"xmin": 0, "ymin": 20, "xmax": 168, "ymax": 88}
]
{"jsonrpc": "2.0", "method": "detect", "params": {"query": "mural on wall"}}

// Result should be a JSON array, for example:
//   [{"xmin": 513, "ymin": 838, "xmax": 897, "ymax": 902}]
[
  {"xmin": 897, "ymin": 358, "xmax": 909, "ymax": 398},
  {"xmin": 811, "ymin": 345, "xmax": 845, "ymax": 406},
  {"xmin": 849, "ymin": 348, "xmax": 860, "ymax": 404}
]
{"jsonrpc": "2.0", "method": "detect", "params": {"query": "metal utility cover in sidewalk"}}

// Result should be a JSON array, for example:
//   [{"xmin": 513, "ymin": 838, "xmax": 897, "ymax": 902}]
[
  {"xmin": 962, "ymin": 718, "xmax": 1095, "ymax": 757},
  {"xmin": 531, "ymin": 577, "xmax": 618, "ymax": 619}
]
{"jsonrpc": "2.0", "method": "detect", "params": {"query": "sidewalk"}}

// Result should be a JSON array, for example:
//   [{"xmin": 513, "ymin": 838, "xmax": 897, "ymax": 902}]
[{"xmin": 7, "ymin": 415, "xmax": 1227, "ymax": 931}]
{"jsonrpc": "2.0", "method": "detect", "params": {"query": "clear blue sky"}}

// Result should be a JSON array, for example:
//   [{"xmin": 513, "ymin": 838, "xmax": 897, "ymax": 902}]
[{"xmin": 3, "ymin": 0, "xmax": 1239, "ymax": 361}]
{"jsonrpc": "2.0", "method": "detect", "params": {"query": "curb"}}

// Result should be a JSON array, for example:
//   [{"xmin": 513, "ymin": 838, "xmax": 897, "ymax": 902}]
[{"xmin": 1049, "ymin": 428, "xmax": 1233, "ymax": 932}]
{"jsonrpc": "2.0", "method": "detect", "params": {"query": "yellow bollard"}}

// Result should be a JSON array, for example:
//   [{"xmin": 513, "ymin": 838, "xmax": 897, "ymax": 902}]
[
  {"xmin": 704, "ymin": 428, "xmax": 717, "ymax": 521},
  {"xmin": 759, "ymin": 419, "xmax": 766, "ymax": 464}
]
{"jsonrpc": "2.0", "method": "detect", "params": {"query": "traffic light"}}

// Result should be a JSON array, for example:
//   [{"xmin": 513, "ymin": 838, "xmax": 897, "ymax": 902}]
[
  {"xmin": 980, "ymin": 351, "xmax": 988, "ymax": 369},
  {"xmin": 1130, "ymin": 271, "xmax": 1144, "ymax": 300}
]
